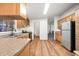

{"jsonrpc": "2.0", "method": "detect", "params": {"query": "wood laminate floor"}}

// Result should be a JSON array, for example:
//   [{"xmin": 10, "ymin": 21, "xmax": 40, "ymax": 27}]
[{"xmin": 18, "ymin": 37, "xmax": 74, "ymax": 56}]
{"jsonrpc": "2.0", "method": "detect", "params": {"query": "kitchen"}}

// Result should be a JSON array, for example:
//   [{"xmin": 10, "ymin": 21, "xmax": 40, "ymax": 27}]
[{"xmin": 0, "ymin": 3, "xmax": 79, "ymax": 56}]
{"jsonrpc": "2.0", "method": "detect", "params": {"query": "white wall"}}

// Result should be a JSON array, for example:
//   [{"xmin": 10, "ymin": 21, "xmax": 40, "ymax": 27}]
[
  {"xmin": 48, "ymin": 24, "xmax": 50, "ymax": 33},
  {"xmin": 20, "ymin": 3, "xmax": 27, "ymax": 16},
  {"xmin": 48, "ymin": 17, "xmax": 54, "ymax": 33},
  {"xmin": 48, "ymin": 24, "xmax": 54, "ymax": 33},
  {"xmin": 51, "ymin": 24, "xmax": 54, "ymax": 32},
  {"xmin": 29, "ymin": 18, "xmax": 48, "ymax": 40},
  {"xmin": 40, "ymin": 19, "xmax": 48, "ymax": 40},
  {"xmin": 29, "ymin": 19, "xmax": 40, "ymax": 39}
]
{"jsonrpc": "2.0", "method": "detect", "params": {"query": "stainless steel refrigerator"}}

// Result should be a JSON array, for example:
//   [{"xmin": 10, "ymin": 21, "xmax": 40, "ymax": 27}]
[{"xmin": 61, "ymin": 21, "xmax": 75, "ymax": 52}]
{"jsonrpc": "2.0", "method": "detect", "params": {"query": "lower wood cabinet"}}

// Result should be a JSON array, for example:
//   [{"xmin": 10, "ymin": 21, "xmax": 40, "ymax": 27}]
[
  {"xmin": 55, "ymin": 31, "xmax": 61, "ymax": 42},
  {"xmin": 75, "ymin": 21, "xmax": 79, "ymax": 50},
  {"xmin": 75, "ymin": 9, "xmax": 79, "ymax": 50},
  {"xmin": 76, "ymin": 38, "xmax": 79, "ymax": 50}
]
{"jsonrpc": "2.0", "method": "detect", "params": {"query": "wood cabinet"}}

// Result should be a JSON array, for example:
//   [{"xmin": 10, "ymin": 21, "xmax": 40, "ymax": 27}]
[
  {"xmin": 17, "ymin": 20, "xmax": 26, "ymax": 28},
  {"xmin": 0, "ymin": 3, "xmax": 27, "ymax": 20},
  {"xmin": 58, "ymin": 19, "xmax": 64, "ymax": 29},
  {"xmin": 57, "ymin": 10, "xmax": 79, "ymax": 50},
  {"xmin": 76, "ymin": 36, "xmax": 79, "ymax": 50},
  {"xmin": 17, "ymin": 18, "xmax": 29, "ymax": 28},
  {"xmin": 55, "ymin": 31, "xmax": 61, "ymax": 42},
  {"xmin": 58, "ymin": 14, "xmax": 75, "ymax": 29},
  {"xmin": 0, "ymin": 3, "xmax": 19, "ymax": 15},
  {"xmin": 75, "ymin": 9, "xmax": 79, "ymax": 50},
  {"xmin": 0, "ymin": 3, "xmax": 30, "ymax": 28},
  {"xmin": 17, "ymin": 20, "xmax": 22, "ymax": 28}
]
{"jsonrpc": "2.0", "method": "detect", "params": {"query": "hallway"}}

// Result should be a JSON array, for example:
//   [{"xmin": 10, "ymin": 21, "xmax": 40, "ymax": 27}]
[{"xmin": 19, "ymin": 37, "xmax": 74, "ymax": 56}]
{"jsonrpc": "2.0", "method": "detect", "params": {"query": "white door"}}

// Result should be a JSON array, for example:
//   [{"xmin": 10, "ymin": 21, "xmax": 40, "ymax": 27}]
[{"xmin": 34, "ymin": 22, "xmax": 40, "ymax": 36}]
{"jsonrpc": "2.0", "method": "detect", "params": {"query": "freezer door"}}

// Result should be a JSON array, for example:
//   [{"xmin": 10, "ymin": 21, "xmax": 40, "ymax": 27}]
[
  {"xmin": 62, "ymin": 21, "xmax": 71, "ymax": 30},
  {"xmin": 61, "ymin": 31, "xmax": 71, "ymax": 50}
]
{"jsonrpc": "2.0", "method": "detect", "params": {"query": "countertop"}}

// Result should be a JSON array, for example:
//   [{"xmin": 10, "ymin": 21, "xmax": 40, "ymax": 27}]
[
  {"xmin": 0, "ymin": 38, "xmax": 31, "ymax": 56},
  {"xmin": 74, "ymin": 51, "xmax": 79, "ymax": 56}
]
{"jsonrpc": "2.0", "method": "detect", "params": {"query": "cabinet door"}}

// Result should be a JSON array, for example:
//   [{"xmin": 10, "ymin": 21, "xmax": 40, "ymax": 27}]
[
  {"xmin": 76, "ymin": 22, "xmax": 79, "ymax": 50},
  {"xmin": 17, "ymin": 20, "xmax": 27, "ymax": 28},
  {"xmin": 0, "ymin": 3, "xmax": 19, "ymax": 15},
  {"xmin": 76, "ymin": 22, "xmax": 79, "ymax": 36},
  {"xmin": 21, "ymin": 20, "xmax": 26, "ymax": 27},
  {"xmin": 76, "ymin": 38, "xmax": 79, "ymax": 50},
  {"xmin": 0, "ymin": 3, "xmax": 27, "ymax": 20},
  {"xmin": 75, "ymin": 9, "xmax": 79, "ymax": 50},
  {"xmin": 17, "ymin": 20, "xmax": 22, "ymax": 28}
]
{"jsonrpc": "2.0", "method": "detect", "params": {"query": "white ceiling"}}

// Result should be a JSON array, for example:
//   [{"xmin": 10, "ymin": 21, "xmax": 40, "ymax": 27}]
[{"xmin": 26, "ymin": 3, "xmax": 76, "ymax": 20}]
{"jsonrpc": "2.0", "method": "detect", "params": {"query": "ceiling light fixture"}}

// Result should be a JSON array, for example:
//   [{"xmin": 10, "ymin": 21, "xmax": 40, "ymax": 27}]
[{"xmin": 43, "ymin": 3, "xmax": 50, "ymax": 15}]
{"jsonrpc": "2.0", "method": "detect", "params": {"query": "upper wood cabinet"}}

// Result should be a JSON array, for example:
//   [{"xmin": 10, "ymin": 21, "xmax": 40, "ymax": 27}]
[
  {"xmin": 0, "ymin": 3, "xmax": 27, "ymax": 20},
  {"xmin": 17, "ymin": 19, "xmax": 29, "ymax": 28},
  {"xmin": 0, "ymin": 3, "xmax": 19, "ymax": 15},
  {"xmin": 17, "ymin": 20, "xmax": 26, "ymax": 28},
  {"xmin": 58, "ymin": 14, "xmax": 75, "ymax": 29}
]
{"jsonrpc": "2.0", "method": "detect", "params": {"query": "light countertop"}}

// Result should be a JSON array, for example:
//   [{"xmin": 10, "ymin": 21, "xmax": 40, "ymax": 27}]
[
  {"xmin": 0, "ymin": 38, "xmax": 31, "ymax": 56},
  {"xmin": 74, "ymin": 51, "xmax": 79, "ymax": 56}
]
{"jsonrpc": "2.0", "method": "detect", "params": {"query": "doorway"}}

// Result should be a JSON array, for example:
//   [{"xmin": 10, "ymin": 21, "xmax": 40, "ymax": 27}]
[
  {"xmin": 34, "ymin": 22, "xmax": 40, "ymax": 39},
  {"xmin": 48, "ymin": 24, "xmax": 54, "ymax": 40}
]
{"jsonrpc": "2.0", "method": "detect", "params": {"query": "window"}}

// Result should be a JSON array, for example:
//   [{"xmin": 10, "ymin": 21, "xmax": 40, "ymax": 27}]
[{"xmin": 0, "ymin": 20, "xmax": 15, "ymax": 32}]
